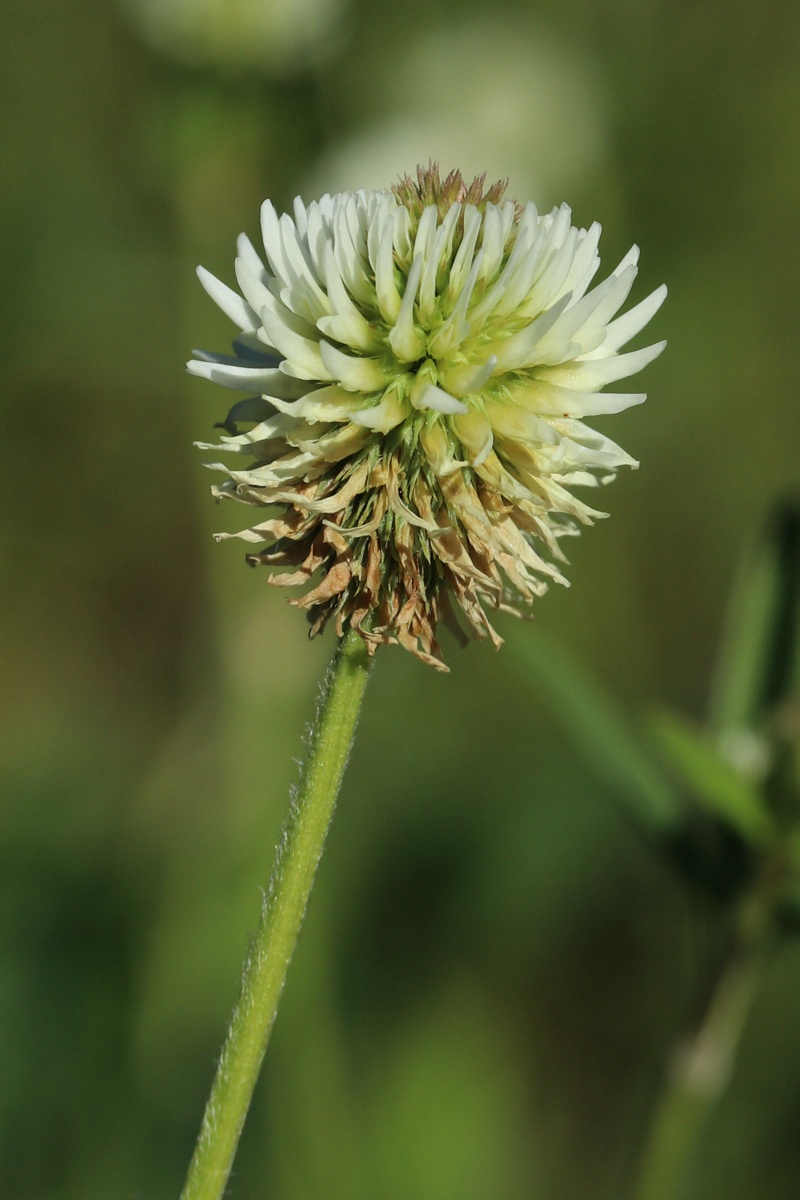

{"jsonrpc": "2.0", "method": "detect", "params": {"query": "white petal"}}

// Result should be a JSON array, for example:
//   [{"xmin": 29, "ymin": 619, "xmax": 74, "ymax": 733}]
[
  {"xmin": 409, "ymin": 380, "xmax": 468, "ymax": 415},
  {"xmin": 419, "ymin": 422, "xmax": 468, "ymax": 477},
  {"xmin": 427, "ymin": 249, "xmax": 485, "ymax": 358},
  {"xmin": 473, "ymin": 451, "xmax": 539, "ymax": 504},
  {"xmin": 490, "ymin": 292, "xmax": 573, "ymax": 373},
  {"xmin": 332, "ymin": 199, "xmax": 372, "ymax": 305},
  {"xmin": 523, "ymin": 204, "xmax": 573, "ymax": 305},
  {"xmin": 195, "ymin": 411, "xmax": 295, "ymax": 450},
  {"xmin": 260, "ymin": 306, "xmax": 331, "ymax": 381},
  {"xmin": 275, "ymin": 221, "xmax": 329, "ymax": 323},
  {"xmin": 351, "ymin": 390, "xmax": 408, "ymax": 432},
  {"xmin": 250, "ymin": 274, "xmax": 321, "ymax": 340},
  {"xmin": 441, "ymin": 355, "xmax": 498, "ymax": 396},
  {"xmin": 515, "ymin": 380, "xmax": 647, "ymax": 417},
  {"xmin": 445, "ymin": 205, "xmax": 482, "ymax": 301},
  {"xmin": 537, "ymin": 340, "xmax": 667, "ymax": 390},
  {"xmin": 292, "ymin": 195, "xmax": 308, "ymax": 238},
  {"xmin": 190, "ymin": 347, "xmax": 275, "ymax": 367},
  {"xmin": 523, "ymin": 226, "xmax": 579, "ymax": 314},
  {"xmin": 599, "ymin": 284, "xmax": 668, "ymax": 352},
  {"xmin": 558, "ymin": 432, "xmax": 638, "ymax": 472},
  {"xmin": 532, "ymin": 265, "xmax": 639, "ymax": 364},
  {"xmin": 413, "ymin": 205, "xmax": 439, "ymax": 262},
  {"xmin": 554, "ymin": 221, "xmax": 601, "ymax": 305},
  {"xmin": 467, "ymin": 222, "xmax": 536, "ymax": 326},
  {"xmin": 418, "ymin": 202, "xmax": 461, "ymax": 326},
  {"xmin": 486, "ymin": 401, "xmax": 561, "ymax": 446},
  {"xmin": 388, "ymin": 256, "xmax": 425, "ymax": 362},
  {"xmin": 317, "ymin": 243, "xmax": 382, "ymax": 353},
  {"xmin": 196, "ymin": 266, "xmax": 259, "ymax": 332},
  {"xmin": 452, "ymin": 409, "xmax": 494, "ymax": 465},
  {"xmin": 279, "ymin": 211, "xmax": 320, "ymax": 285},
  {"xmin": 553, "ymin": 469, "xmax": 605, "ymax": 487},
  {"xmin": 392, "ymin": 202, "xmax": 413, "ymax": 261},
  {"xmin": 318, "ymin": 340, "xmax": 390, "ymax": 392},
  {"xmin": 234, "ymin": 260, "xmax": 280, "ymax": 323},
  {"xmin": 225, "ymin": 448, "xmax": 321, "ymax": 486},
  {"xmin": 570, "ymin": 254, "xmax": 640, "ymax": 342},
  {"xmin": 277, "ymin": 385, "xmax": 361, "ymax": 422},
  {"xmin": 304, "ymin": 201, "xmax": 331, "ymax": 278},
  {"xmin": 187, "ymin": 359, "xmax": 304, "ymax": 396},
  {"xmin": 236, "ymin": 233, "xmax": 269, "ymax": 282},
  {"xmin": 373, "ymin": 217, "xmax": 402, "ymax": 323},
  {"xmin": 260, "ymin": 200, "xmax": 289, "ymax": 281},
  {"xmin": 478, "ymin": 203, "xmax": 507, "ymax": 282}
]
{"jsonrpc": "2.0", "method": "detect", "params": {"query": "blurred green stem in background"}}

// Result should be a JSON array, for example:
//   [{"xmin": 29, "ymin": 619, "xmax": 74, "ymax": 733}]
[
  {"xmin": 634, "ymin": 500, "xmax": 800, "ymax": 1200},
  {"xmin": 181, "ymin": 629, "xmax": 374, "ymax": 1200},
  {"xmin": 632, "ymin": 853, "xmax": 785, "ymax": 1200}
]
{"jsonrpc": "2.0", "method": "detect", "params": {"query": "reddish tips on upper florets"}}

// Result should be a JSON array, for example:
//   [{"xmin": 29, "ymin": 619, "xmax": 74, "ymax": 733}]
[{"xmin": 392, "ymin": 161, "xmax": 513, "ymax": 222}]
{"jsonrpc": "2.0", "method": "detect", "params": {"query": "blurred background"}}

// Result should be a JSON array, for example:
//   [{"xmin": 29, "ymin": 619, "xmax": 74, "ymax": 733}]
[{"xmin": 2, "ymin": 0, "xmax": 800, "ymax": 1196}]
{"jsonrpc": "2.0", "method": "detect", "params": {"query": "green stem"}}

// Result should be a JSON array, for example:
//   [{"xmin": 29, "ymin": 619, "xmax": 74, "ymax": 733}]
[
  {"xmin": 632, "ymin": 856, "xmax": 783, "ymax": 1200},
  {"xmin": 181, "ymin": 629, "xmax": 375, "ymax": 1200},
  {"xmin": 631, "ymin": 945, "xmax": 763, "ymax": 1200}
]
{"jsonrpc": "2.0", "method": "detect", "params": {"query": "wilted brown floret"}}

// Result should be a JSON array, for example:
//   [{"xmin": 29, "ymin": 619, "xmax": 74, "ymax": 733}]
[{"xmin": 229, "ymin": 436, "xmax": 558, "ymax": 671}]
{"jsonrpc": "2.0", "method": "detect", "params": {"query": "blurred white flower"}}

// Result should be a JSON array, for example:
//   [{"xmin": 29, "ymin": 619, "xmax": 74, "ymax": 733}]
[
  {"xmin": 190, "ymin": 167, "xmax": 665, "ymax": 669},
  {"xmin": 717, "ymin": 728, "xmax": 772, "ymax": 784},
  {"xmin": 306, "ymin": 20, "xmax": 609, "ymax": 202}
]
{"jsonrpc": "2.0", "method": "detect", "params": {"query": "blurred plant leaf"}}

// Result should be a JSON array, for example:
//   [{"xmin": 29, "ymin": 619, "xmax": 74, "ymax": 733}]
[
  {"xmin": 649, "ymin": 709, "xmax": 776, "ymax": 848},
  {"xmin": 774, "ymin": 875, "xmax": 800, "ymax": 937},
  {"xmin": 775, "ymin": 835, "xmax": 800, "ymax": 906},
  {"xmin": 511, "ymin": 627, "xmax": 684, "ymax": 834},
  {"xmin": 709, "ymin": 501, "xmax": 800, "ymax": 735}
]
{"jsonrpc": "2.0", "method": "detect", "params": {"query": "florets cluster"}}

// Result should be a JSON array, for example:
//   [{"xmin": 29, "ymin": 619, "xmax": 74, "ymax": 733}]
[{"xmin": 190, "ymin": 165, "xmax": 665, "ymax": 669}]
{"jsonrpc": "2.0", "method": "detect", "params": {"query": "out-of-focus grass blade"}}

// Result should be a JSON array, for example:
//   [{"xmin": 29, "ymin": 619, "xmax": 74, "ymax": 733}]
[
  {"xmin": 709, "ymin": 502, "xmax": 800, "ymax": 735},
  {"xmin": 511, "ymin": 626, "xmax": 684, "ymax": 834},
  {"xmin": 649, "ymin": 709, "xmax": 776, "ymax": 848}
]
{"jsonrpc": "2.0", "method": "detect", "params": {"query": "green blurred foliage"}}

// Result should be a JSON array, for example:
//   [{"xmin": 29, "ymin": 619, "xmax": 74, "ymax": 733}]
[{"xmin": 2, "ymin": 0, "xmax": 800, "ymax": 1196}]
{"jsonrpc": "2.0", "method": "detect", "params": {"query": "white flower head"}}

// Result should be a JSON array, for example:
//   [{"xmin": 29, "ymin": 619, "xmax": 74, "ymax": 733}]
[{"xmin": 190, "ymin": 165, "xmax": 666, "ymax": 670}]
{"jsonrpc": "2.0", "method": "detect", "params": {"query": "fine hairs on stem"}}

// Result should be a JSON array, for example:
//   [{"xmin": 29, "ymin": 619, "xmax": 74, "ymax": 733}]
[{"xmin": 181, "ymin": 630, "xmax": 373, "ymax": 1200}]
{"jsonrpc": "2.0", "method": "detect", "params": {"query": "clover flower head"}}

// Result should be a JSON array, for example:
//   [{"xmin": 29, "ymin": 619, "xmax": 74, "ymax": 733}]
[{"xmin": 190, "ymin": 164, "xmax": 666, "ymax": 670}]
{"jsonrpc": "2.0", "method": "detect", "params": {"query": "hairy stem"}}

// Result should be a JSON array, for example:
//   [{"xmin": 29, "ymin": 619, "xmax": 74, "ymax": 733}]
[{"xmin": 181, "ymin": 629, "xmax": 374, "ymax": 1200}]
